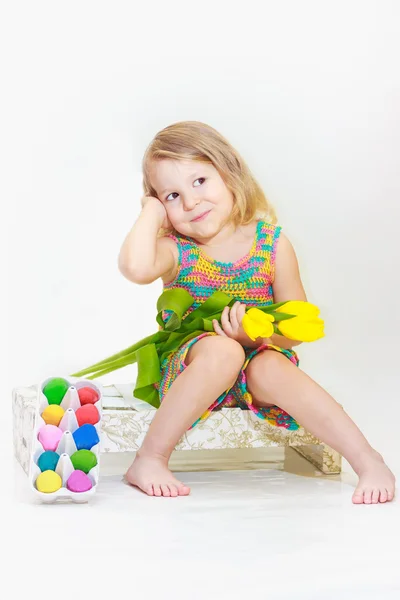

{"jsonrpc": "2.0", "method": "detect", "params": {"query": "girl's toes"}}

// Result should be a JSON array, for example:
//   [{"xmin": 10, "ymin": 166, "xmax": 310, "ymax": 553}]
[
  {"xmin": 161, "ymin": 484, "xmax": 171, "ymax": 497},
  {"xmin": 387, "ymin": 488, "xmax": 395, "ymax": 502},
  {"xmin": 371, "ymin": 489, "xmax": 380, "ymax": 504},
  {"xmin": 169, "ymin": 485, "xmax": 179, "ymax": 497},
  {"xmin": 363, "ymin": 489, "xmax": 373, "ymax": 504},
  {"xmin": 146, "ymin": 484, "xmax": 154, "ymax": 496},
  {"xmin": 178, "ymin": 484, "xmax": 191, "ymax": 496},
  {"xmin": 379, "ymin": 488, "xmax": 388, "ymax": 503},
  {"xmin": 352, "ymin": 489, "xmax": 364, "ymax": 504},
  {"xmin": 153, "ymin": 485, "xmax": 162, "ymax": 497}
]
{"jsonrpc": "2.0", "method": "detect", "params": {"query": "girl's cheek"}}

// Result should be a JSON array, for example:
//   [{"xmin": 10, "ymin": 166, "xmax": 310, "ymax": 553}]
[{"xmin": 166, "ymin": 205, "xmax": 181, "ymax": 222}]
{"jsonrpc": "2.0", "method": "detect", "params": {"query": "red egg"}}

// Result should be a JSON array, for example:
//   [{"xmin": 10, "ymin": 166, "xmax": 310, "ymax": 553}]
[
  {"xmin": 75, "ymin": 404, "xmax": 100, "ymax": 426},
  {"xmin": 78, "ymin": 386, "xmax": 99, "ymax": 406}
]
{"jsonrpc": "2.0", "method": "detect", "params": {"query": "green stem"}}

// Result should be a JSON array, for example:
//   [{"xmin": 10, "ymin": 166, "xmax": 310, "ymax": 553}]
[{"xmin": 71, "ymin": 331, "xmax": 167, "ymax": 376}]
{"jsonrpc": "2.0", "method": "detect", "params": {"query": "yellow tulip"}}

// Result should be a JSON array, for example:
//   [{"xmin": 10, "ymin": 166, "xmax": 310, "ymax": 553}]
[
  {"xmin": 277, "ymin": 315, "xmax": 325, "ymax": 342},
  {"xmin": 242, "ymin": 308, "xmax": 275, "ymax": 341},
  {"xmin": 276, "ymin": 301, "xmax": 320, "ymax": 318}
]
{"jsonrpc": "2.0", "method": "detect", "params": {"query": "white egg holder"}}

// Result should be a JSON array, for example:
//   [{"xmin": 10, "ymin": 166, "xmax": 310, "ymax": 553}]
[{"xmin": 29, "ymin": 376, "xmax": 103, "ymax": 504}]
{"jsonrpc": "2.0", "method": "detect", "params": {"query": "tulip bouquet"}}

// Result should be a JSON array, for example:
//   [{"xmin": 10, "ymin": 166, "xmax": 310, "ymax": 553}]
[{"xmin": 72, "ymin": 289, "xmax": 324, "ymax": 409}]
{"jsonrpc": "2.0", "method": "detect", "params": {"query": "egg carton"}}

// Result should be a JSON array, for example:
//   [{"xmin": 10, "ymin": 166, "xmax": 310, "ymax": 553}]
[{"xmin": 29, "ymin": 376, "xmax": 102, "ymax": 503}]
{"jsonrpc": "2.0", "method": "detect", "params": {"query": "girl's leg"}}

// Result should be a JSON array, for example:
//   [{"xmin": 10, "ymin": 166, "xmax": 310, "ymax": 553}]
[
  {"xmin": 246, "ymin": 350, "xmax": 396, "ymax": 504},
  {"xmin": 126, "ymin": 336, "xmax": 245, "ymax": 497}
]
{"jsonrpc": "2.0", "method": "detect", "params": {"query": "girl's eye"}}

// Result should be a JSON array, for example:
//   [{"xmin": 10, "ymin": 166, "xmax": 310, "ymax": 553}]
[{"xmin": 165, "ymin": 177, "xmax": 206, "ymax": 201}]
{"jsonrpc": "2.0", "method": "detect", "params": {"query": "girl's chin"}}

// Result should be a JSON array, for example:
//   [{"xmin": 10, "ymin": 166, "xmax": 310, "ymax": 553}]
[{"xmin": 176, "ymin": 220, "xmax": 213, "ymax": 233}]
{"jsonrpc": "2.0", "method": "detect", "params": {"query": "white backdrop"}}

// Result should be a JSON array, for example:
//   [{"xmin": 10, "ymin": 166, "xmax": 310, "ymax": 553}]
[{"xmin": 4, "ymin": 1, "xmax": 400, "ymax": 467}]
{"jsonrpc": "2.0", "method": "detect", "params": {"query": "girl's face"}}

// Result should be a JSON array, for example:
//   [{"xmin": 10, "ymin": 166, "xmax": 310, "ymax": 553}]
[{"xmin": 148, "ymin": 159, "xmax": 234, "ymax": 239}]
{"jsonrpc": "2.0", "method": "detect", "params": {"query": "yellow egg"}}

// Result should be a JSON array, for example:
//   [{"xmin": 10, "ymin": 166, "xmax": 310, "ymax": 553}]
[
  {"xmin": 41, "ymin": 404, "xmax": 65, "ymax": 426},
  {"xmin": 36, "ymin": 470, "xmax": 62, "ymax": 493}
]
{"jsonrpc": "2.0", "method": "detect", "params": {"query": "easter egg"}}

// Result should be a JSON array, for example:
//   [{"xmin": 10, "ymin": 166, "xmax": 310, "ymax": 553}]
[
  {"xmin": 42, "ymin": 378, "xmax": 69, "ymax": 405},
  {"xmin": 66, "ymin": 470, "xmax": 93, "ymax": 492},
  {"xmin": 41, "ymin": 404, "xmax": 65, "ymax": 426},
  {"xmin": 70, "ymin": 449, "xmax": 97, "ymax": 474},
  {"xmin": 36, "ymin": 470, "xmax": 62, "ymax": 493},
  {"xmin": 38, "ymin": 424, "xmax": 63, "ymax": 451},
  {"xmin": 72, "ymin": 424, "xmax": 100, "ymax": 451},
  {"xmin": 78, "ymin": 386, "xmax": 100, "ymax": 406},
  {"xmin": 37, "ymin": 450, "xmax": 60, "ymax": 472},
  {"xmin": 75, "ymin": 404, "xmax": 100, "ymax": 426}
]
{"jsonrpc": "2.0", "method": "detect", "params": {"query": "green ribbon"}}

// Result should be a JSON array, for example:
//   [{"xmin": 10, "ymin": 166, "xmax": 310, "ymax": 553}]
[{"xmin": 71, "ymin": 289, "xmax": 292, "ymax": 408}]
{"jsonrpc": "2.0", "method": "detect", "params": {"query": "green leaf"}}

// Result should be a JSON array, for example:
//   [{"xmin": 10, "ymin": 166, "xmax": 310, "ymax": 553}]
[
  {"xmin": 70, "ymin": 331, "xmax": 168, "ymax": 377},
  {"xmin": 260, "ymin": 301, "xmax": 290, "ymax": 311},
  {"xmin": 133, "ymin": 384, "xmax": 161, "ymax": 408},
  {"xmin": 269, "ymin": 311, "xmax": 295, "ymax": 322},
  {"xmin": 182, "ymin": 291, "xmax": 233, "ymax": 324},
  {"xmin": 156, "ymin": 288, "xmax": 194, "ymax": 331},
  {"xmin": 159, "ymin": 330, "xmax": 204, "ymax": 364},
  {"xmin": 135, "ymin": 344, "xmax": 161, "ymax": 387},
  {"xmin": 71, "ymin": 291, "xmax": 315, "ymax": 411}
]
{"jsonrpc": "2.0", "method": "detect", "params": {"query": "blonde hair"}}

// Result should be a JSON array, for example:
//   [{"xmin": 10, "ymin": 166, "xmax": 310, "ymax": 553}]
[{"xmin": 142, "ymin": 121, "xmax": 277, "ymax": 236}]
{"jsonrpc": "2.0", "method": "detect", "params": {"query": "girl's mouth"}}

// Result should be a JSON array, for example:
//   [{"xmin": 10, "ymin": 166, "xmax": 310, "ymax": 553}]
[{"xmin": 191, "ymin": 210, "xmax": 211, "ymax": 222}]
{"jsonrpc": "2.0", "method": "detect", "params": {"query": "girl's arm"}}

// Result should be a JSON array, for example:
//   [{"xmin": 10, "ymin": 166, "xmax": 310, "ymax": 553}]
[
  {"xmin": 118, "ymin": 197, "xmax": 178, "ymax": 285},
  {"xmin": 264, "ymin": 232, "xmax": 308, "ymax": 350}
]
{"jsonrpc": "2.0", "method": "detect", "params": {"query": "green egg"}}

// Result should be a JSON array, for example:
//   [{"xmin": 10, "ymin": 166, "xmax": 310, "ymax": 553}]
[
  {"xmin": 42, "ymin": 378, "xmax": 70, "ymax": 405},
  {"xmin": 70, "ymin": 449, "xmax": 98, "ymax": 474}
]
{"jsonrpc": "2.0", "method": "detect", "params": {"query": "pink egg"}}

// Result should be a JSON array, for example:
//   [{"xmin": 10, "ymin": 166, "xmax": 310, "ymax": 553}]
[
  {"xmin": 66, "ymin": 470, "xmax": 93, "ymax": 493},
  {"xmin": 38, "ymin": 424, "xmax": 63, "ymax": 451}
]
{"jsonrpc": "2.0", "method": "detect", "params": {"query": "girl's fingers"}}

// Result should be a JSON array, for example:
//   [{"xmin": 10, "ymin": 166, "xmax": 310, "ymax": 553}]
[
  {"xmin": 229, "ymin": 301, "xmax": 241, "ymax": 330},
  {"xmin": 213, "ymin": 319, "xmax": 227, "ymax": 337},
  {"xmin": 220, "ymin": 306, "xmax": 234, "ymax": 335},
  {"xmin": 238, "ymin": 303, "xmax": 246, "ymax": 324}
]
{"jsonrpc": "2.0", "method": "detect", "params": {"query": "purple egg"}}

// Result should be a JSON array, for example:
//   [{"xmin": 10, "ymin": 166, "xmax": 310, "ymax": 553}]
[
  {"xmin": 66, "ymin": 470, "xmax": 93, "ymax": 493},
  {"xmin": 38, "ymin": 424, "xmax": 63, "ymax": 451}
]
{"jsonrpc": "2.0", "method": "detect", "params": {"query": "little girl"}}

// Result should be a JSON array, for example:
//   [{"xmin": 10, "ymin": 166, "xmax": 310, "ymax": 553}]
[{"xmin": 118, "ymin": 120, "xmax": 395, "ymax": 504}]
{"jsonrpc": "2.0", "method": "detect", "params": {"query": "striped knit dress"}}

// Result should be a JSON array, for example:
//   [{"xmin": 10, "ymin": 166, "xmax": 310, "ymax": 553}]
[{"xmin": 154, "ymin": 220, "xmax": 300, "ymax": 431}]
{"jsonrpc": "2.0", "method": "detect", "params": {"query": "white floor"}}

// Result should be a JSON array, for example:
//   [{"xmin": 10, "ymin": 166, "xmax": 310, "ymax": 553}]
[{"xmin": 12, "ymin": 446, "xmax": 400, "ymax": 599}]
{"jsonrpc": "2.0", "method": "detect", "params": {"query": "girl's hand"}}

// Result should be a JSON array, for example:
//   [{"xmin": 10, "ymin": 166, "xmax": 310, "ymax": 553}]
[
  {"xmin": 141, "ymin": 195, "xmax": 171, "ymax": 230},
  {"xmin": 212, "ymin": 301, "xmax": 262, "ymax": 348}
]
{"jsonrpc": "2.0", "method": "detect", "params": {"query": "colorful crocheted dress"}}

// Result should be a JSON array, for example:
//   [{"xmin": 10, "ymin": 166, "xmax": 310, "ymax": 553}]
[{"xmin": 154, "ymin": 220, "xmax": 300, "ymax": 431}]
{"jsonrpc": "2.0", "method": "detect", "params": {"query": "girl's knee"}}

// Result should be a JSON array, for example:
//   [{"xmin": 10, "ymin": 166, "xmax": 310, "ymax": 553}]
[
  {"xmin": 211, "ymin": 338, "xmax": 245, "ymax": 385},
  {"xmin": 214, "ymin": 336, "xmax": 246, "ymax": 366},
  {"xmin": 247, "ymin": 349, "xmax": 288, "ymax": 387},
  {"xmin": 187, "ymin": 335, "xmax": 245, "ymax": 374}
]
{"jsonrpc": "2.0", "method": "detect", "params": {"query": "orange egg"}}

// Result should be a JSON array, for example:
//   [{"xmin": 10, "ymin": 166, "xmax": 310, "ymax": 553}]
[{"xmin": 41, "ymin": 404, "xmax": 65, "ymax": 426}]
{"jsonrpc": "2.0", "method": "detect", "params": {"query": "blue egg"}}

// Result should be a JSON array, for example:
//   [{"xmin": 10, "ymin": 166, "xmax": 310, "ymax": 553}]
[
  {"xmin": 72, "ymin": 423, "xmax": 99, "ymax": 451},
  {"xmin": 37, "ymin": 450, "xmax": 60, "ymax": 472}
]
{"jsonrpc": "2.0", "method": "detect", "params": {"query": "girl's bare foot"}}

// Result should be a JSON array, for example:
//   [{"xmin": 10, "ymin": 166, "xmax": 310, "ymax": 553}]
[
  {"xmin": 125, "ymin": 452, "xmax": 191, "ymax": 497},
  {"xmin": 352, "ymin": 450, "xmax": 396, "ymax": 504}
]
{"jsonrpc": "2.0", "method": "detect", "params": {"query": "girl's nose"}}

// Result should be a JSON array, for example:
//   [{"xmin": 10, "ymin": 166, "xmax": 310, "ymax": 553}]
[{"xmin": 182, "ymin": 194, "xmax": 200, "ymax": 211}]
